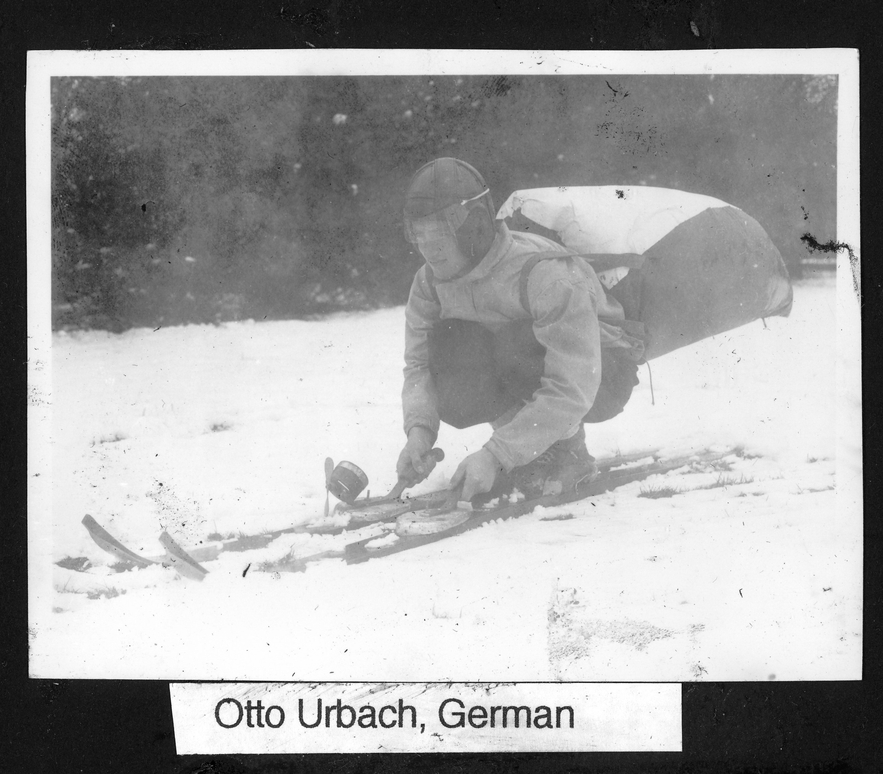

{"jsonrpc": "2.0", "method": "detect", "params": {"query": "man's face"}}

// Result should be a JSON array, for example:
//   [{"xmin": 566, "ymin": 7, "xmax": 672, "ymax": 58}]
[{"xmin": 411, "ymin": 222, "xmax": 472, "ymax": 281}]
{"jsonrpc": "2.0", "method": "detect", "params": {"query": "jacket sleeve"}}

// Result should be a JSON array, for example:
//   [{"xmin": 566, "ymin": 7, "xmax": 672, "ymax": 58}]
[
  {"xmin": 402, "ymin": 266, "xmax": 442, "ymax": 442},
  {"xmin": 484, "ymin": 261, "xmax": 601, "ymax": 470}
]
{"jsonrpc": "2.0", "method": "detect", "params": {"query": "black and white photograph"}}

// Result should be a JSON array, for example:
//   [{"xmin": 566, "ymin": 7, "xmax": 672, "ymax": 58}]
[{"xmin": 27, "ymin": 50, "xmax": 861, "ymax": 688}]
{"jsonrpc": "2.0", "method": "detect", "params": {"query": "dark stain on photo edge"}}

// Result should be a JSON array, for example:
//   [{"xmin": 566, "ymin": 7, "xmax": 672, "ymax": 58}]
[{"xmin": 800, "ymin": 232, "xmax": 859, "ymax": 298}]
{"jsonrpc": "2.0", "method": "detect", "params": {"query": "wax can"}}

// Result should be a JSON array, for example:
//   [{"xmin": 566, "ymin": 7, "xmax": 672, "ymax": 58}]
[{"xmin": 328, "ymin": 461, "xmax": 369, "ymax": 504}]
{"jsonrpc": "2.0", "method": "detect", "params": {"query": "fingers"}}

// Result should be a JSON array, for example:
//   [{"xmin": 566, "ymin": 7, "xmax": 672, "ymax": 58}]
[
  {"xmin": 460, "ymin": 475, "xmax": 478, "ymax": 503},
  {"xmin": 397, "ymin": 455, "xmax": 420, "ymax": 487},
  {"xmin": 410, "ymin": 450, "xmax": 435, "ymax": 481},
  {"xmin": 398, "ymin": 440, "xmax": 438, "ymax": 487},
  {"xmin": 457, "ymin": 449, "xmax": 500, "ymax": 502},
  {"xmin": 420, "ymin": 452, "xmax": 438, "ymax": 478},
  {"xmin": 395, "ymin": 450, "xmax": 413, "ymax": 480},
  {"xmin": 449, "ymin": 461, "xmax": 466, "ymax": 487},
  {"xmin": 409, "ymin": 447, "xmax": 429, "ymax": 477},
  {"xmin": 453, "ymin": 457, "xmax": 480, "ymax": 502},
  {"xmin": 408, "ymin": 434, "xmax": 433, "ymax": 472}
]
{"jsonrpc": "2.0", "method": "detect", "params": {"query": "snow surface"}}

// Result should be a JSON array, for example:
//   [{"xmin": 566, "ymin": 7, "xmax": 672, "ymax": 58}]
[{"xmin": 29, "ymin": 275, "xmax": 862, "ymax": 682}]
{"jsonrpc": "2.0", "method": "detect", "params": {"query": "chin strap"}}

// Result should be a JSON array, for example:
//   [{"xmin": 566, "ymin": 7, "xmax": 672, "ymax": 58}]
[{"xmin": 423, "ymin": 264, "xmax": 441, "ymax": 305}]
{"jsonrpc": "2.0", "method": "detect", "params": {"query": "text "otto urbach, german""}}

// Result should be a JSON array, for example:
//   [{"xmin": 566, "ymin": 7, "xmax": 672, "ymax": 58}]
[{"xmin": 215, "ymin": 696, "xmax": 576, "ymax": 733}]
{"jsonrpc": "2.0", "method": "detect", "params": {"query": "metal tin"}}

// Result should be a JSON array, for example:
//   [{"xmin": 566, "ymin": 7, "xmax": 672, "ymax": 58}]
[{"xmin": 328, "ymin": 460, "xmax": 369, "ymax": 504}]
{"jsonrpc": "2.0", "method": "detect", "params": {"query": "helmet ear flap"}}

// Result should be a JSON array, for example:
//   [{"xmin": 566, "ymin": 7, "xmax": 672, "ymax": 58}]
[{"xmin": 456, "ymin": 207, "xmax": 497, "ymax": 264}]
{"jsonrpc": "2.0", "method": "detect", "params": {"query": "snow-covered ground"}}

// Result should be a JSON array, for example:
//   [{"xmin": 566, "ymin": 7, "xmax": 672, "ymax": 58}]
[{"xmin": 29, "ymin": 274, "xmax": 862, "ymax": 682}]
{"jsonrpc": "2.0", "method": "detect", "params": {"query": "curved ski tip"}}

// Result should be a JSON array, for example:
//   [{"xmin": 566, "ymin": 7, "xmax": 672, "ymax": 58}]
[{"xmin": 158, "ymin": 531, "xmax": 209, "ymax": 580}]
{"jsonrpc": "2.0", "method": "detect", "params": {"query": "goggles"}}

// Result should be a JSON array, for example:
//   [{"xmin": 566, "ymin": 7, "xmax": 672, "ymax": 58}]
[{"xmin": 404, "ymin": 188, "xmax": 490, "ymax": 245}]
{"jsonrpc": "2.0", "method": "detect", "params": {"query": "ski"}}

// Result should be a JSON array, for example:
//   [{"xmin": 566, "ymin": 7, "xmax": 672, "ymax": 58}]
[
  {"xmin": 77, "ymin": 500, "xmax": 415, "ymax": 572},
  {"xmin": 77, "ymin": 450, "xmax": 660, "ymax": 572},
  {"xmin": 330, "ymin": 448, "xmax": 659, "ymax": 523},
  {"xmin": 343, "ymin": 447, "xmax": 738, "ymax": 565},
  {"xmin": 81, "ymin": 514, "xmax": 165, "ymax": 569},
  {"xmin": 74, "ymin": 500, "xmax": 432, "ymax": 576},
  {"xmin": 159, "ymin": 531, "xmax": 209, "ymax": 580},
  {"xmin": 73, "ymin": 447, "xmax": 734, "ymax": 578}
]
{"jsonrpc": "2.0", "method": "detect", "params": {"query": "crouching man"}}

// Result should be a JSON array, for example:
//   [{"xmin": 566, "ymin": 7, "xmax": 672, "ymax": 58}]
[{"xmin": 396, "ymin": 157, "xmax": 645, "ymax": 503}]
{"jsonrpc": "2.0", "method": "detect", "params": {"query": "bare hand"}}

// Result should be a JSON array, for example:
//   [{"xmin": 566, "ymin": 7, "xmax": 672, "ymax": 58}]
[
  {"xmin": 450, "ymin": 448, "xmax": 505, "ymax": 501},
  {"xmin": 396, "ymin": 427, "xmax": 438, "ymax": 485}
]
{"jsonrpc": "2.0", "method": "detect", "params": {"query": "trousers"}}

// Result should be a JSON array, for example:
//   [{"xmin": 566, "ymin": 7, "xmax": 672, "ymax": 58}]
[{"xmin": 428, "ymin": 318, "xmax": 639, "ymax": 430}]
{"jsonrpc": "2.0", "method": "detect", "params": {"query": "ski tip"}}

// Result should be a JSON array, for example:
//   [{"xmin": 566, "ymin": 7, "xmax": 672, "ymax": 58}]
[{"xmin": 159, "ymin": 531, "xmax": 209, "ymax": 580}]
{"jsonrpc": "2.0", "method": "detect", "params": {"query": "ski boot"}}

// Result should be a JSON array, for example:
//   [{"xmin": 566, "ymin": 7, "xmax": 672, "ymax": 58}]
[{"xmin": 511, "ymin": 425, "xmax": 598, "ymax": 498}]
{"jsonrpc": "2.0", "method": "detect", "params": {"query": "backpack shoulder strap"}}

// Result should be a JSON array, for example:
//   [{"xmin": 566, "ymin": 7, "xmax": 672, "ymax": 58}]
[
  {"xmin": 519, "ymin": 251, "xmax": 646, "ymax": 313},
  {"xmin": 519, "ymin": 251, "xmax": 577, "ymax": 313}
]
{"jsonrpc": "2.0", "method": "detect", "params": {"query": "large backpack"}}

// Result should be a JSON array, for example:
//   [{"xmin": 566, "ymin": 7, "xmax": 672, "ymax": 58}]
[{"xmin": 499, "ymin": 186, "xmax": 793, "ymax": 361}]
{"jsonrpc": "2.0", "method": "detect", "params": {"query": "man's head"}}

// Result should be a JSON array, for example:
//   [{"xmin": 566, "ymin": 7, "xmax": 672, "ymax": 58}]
[{"xmin": 403, "ymin": 158, "xmax": 497, "ymax": 280}]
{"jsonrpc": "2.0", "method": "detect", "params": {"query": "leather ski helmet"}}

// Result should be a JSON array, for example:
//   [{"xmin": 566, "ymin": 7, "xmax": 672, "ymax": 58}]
[{"xmin": 403, "ymin": 158, "xmax": 497, "ymax": 266}]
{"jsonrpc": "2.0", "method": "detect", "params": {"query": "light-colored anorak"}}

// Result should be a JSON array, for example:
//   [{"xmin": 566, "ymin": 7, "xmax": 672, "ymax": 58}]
[{"xmin": 402, "ymin": 223, "xmax": 638, "ymax": 471}]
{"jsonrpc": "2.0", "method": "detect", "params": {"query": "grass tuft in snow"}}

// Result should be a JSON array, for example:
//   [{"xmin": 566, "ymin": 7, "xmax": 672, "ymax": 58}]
[
  {"xmin": 110, "ymin": 560, "xmax": 140, "ymax": 573},
  {"xmin": 87, "ymin": 586, "xmax": 126, "ymax": 600},
  {"xmin": 794, "ymin": 484, "xmax": 836, "ymax": 494},
  {"xmin": 694, "ymin": 473, "xmax": 755, "ymax": 491},
  {"xmin": 256, "ymin": 559, "xmax": 305, "ymax": 574},
  {"xmin": 56, "ymin": 579, "xmax": 127, "ymax": 601},
  {"xmin": 431, "ymin": 602, "xmax": 462, "ymax": 620},
  {"xmin": 95, "ymin": 432, "xmax": 127, "ymax": 445},
  {"xmin": 56, "ymin": 556, "xmax": 92, "ymax": 572},
  {"xmin": 639, "ymin": 473, "xmax": 755, "ymax": 500},
  {"xmin": 638, "ymin": 485, "xmax": 682, "ymax": 499},
  {"xmin": 540, "ymin": 512, "xmax": 576, "ymax": 521}
]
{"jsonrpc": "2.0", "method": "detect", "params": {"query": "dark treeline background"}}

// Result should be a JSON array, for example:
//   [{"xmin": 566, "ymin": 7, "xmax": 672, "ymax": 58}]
[{"xmin": 51, "ymin": 74, "xmax": 837, "ymax": 332}]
